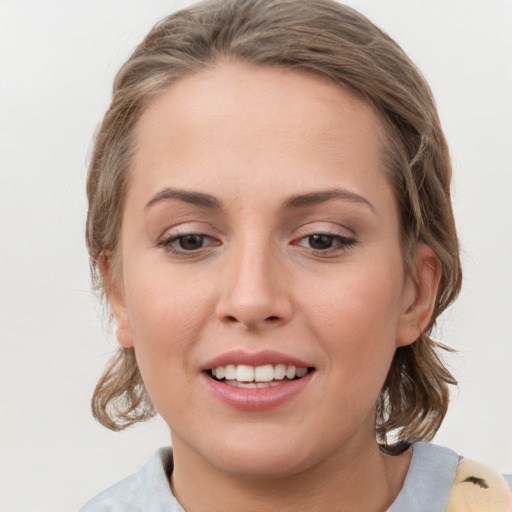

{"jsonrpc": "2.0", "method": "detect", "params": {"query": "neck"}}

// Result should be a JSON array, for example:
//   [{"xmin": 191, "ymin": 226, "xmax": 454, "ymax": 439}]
[{"xmin": 169, "ymin": 434, "xmax": 411, "ymax": 512}]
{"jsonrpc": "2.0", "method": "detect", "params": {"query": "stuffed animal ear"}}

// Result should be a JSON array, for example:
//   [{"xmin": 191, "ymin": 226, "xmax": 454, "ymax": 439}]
[
  {"xmin": 446, "ymin": 458, "xmax": 512, "ymax": 512},
  {"xmin": 98, "ymin": 251, "xmax": 134, "ymax": 349},
  {"xmin": 395, "ymin": 244, "xmax": 441, "ymax": 347}
]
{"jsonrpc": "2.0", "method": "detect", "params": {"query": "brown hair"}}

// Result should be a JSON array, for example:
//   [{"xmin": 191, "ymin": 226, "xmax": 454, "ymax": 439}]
[{"xmin": 87, "ymin": 0, "xmax": 461, "ymax": 444}]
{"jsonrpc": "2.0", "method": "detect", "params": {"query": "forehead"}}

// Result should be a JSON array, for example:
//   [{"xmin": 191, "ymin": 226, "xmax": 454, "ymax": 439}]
[
  {"xmin": 135, "ymin": 61, "xmax": 385, "ymax": 153},
  {"xmin": 130, "ymin": 60, "xmax": 392, "ymax": 212}
]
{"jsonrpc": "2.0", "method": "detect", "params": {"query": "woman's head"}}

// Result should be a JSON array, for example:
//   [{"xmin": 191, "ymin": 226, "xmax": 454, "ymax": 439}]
[{"xmin": 87, "ymin": 0, "xmax": 461, "ymax": 447}]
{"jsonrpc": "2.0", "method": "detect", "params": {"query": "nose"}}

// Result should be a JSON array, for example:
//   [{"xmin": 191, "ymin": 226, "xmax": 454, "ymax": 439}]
[{"xmin": 215, "ymin": 241, "xmax": 293, "ymax": 331}]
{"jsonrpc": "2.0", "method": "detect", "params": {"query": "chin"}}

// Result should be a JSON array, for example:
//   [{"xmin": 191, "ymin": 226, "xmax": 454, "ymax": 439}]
[
  {"xmin": 218, "ymin": 449, "xmax": 310, "ymax": 480},
  {"xmin": 201, "ymin": 428, "xmax": 329, "ymax": 480}
]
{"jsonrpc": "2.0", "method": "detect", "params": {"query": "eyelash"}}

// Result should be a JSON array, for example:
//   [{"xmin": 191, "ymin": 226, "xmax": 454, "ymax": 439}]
[
  {"xmin": 294, "ymin": 233, "xmax": 356, "ymax": 254},
  {"xmin": 158, "ymin": 233, "xmax": 217, "ymax": 256},
  {"xmin": 158, "ymin": 232, "xmax": 356, "ymax": 257}
]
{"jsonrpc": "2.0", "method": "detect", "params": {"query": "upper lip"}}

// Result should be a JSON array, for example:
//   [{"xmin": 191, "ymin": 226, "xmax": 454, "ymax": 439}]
[{"xmin": 200, "ymin": 350, "xmax": 313, "ymax": 371}]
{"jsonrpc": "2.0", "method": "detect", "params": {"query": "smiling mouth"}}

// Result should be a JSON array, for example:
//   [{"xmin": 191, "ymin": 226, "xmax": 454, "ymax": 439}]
[{"xmin": 207, "ymin": 364, "xmax": 315, "ymax": 388}]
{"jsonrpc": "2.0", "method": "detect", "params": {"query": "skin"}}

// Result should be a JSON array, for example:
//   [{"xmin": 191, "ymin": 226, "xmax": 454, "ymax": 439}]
[{"xmin": 105, "ymin": 61, "xmax": 440, "ymax": 512}]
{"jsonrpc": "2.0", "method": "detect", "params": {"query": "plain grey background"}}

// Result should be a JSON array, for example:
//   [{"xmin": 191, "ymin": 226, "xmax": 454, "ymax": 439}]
[{"xmin": 1, "ymin": 1, "xmax": 511, "ymax": 510}]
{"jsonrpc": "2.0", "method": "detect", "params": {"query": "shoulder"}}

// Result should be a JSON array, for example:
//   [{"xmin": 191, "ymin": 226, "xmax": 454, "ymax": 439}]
[
  {"xmin": 389, "ymin": 442, "xmax": 462, "ymax": 511},
  {"xmin": 389, "ymin": 443, "xmax": 511, "ymax": 512},
  {"xmin": 79, "ymin": 472, "xmax": 141, "ymax": 512},
  {"xmin": 79, "ymin": 447, "xmax": 178, "ymax": 512},
  {"xmin": 447, "ymin": 457, "xmax": 512, "ymax": 512}
]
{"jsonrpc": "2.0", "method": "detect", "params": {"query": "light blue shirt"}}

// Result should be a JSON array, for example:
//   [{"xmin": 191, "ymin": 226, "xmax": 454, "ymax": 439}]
[{"xmin": 79, "ymin": 442, "xmax": 509, "ymax": 512}]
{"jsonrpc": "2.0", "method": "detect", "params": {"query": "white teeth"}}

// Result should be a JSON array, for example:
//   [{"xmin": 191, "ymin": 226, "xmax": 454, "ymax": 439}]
[
  {"xmin": 274, "ymin": 364, "xmax": 286, "ymax": 380},
  {"xmin": 225, "ymin": 364, "xmax": 236, "ymax": 380},
  {"xmin": 285, "ymin": 365, "xmax": 296, "ymax": 379},
  {"xmin": 233, "ymin": 381, "xmax": 258, "ymax": 388},
  {"xmin": 210, "ymin": 363, "xmax": 310, "ymax": 383},
  {"xmin": 254, "ymin": 364, "xmax": 274, "ymax": 382},
  {"xmin": 225, "ymin": 380, "xmax": 285, "ymax": 388},
  {"xmin": 236, "ymin": 365, "xmax": 255, "ymax": 382},
  {"xmin": 296, "ymin": 367, "xmax": 308, "ymax": 378}
]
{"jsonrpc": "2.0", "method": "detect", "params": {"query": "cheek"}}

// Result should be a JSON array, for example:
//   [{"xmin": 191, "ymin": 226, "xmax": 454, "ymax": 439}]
[
  {"xmin": 122, "ymin": 272, "xmax": 211, "ymax": 418},
  {"xmin": 300, "ymin": 255, "xmax": 405, "ymax": 373},
  {"xmin": 309, "ymin": 260, "xmax": 404, "ymax": 332},
  {"xmin": 122, "ymin": 262, "xmax": 213, "ymax": 375}
]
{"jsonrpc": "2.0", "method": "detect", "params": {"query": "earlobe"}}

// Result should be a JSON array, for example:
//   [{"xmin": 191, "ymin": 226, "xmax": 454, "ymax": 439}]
[
  {"xmin": 98, "ymin": 252, "xmax": 134, "ymax": 349},
  {"xmin": 396, "ymin": 244, "xmax": 441, "ymax": 347}
]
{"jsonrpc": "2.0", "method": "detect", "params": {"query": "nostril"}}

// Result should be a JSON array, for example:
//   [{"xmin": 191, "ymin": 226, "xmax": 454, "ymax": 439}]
[{"xmin": 266, "ymin": 316, "xmax": 280, "ymax": 322}]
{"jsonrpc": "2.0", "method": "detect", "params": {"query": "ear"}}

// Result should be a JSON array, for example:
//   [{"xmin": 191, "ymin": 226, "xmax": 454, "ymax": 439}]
[
  {"xmin": 98, "ymin": 252, "xmax": 134, "ymax": 349},
  {"xmin": 396, "ymin": 244, "xmax": 441, "ymax": 347}
]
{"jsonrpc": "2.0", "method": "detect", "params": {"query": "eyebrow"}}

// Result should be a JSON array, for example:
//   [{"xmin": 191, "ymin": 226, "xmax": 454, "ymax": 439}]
[
  {"xmin": 284, "ymin": 188, "xmax": 375, "ymax": 213},
  {"xmin": 145, "ymin": 186, "xmax": 374, "ymax": 213},
  {"xmin": 145, "ymin": 188, "xmax": 223, "ymax": 210}
]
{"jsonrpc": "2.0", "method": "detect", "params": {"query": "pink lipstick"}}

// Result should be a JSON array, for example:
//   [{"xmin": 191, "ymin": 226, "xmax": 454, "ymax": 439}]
[{"xmin": 201, "ymin": 350, "xmax": 315, "ymax": 410}]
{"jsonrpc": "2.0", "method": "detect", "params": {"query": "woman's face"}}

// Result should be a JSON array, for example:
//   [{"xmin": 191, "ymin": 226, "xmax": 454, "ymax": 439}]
[{"xmin": 110, "ymin": 61, "xmax": 425, "ymax": 477}]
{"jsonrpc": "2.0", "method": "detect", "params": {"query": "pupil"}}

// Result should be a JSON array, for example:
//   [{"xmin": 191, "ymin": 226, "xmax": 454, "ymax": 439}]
[
  {"xmin": 179, "ymin": 234, "xmax": 204, "ymax": 250},
  {"xmin": 309, "ymin": 234, "xmax": 333, "ymax": 250}
]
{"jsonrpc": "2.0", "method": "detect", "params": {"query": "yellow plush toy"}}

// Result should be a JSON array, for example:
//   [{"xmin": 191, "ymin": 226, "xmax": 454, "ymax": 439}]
[{"xmin": 447, "ymin": 458, "xmax": 512, "ymax": 512}]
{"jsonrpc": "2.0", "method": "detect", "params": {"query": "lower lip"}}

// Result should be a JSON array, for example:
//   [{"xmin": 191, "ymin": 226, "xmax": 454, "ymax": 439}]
[{"xmin": 202, "ymin": 372, "xmax": 314, "ymax": 410}]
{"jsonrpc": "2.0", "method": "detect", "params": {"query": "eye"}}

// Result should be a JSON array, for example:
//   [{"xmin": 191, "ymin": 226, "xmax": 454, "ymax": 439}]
[
  {"xmin": 307, "ymin": 234, "xmax": 337, "ymax": 250},
  {"xmin": 296, "ymin": 233, "xmax": 355, "ymax": 252},
  {"xmin": 158, "ymin": 233, "xmax": 218, "ymax": 254},
  {"xmin": 175, "ymin": 234, "xmax": 208, "ymax": 251}
]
